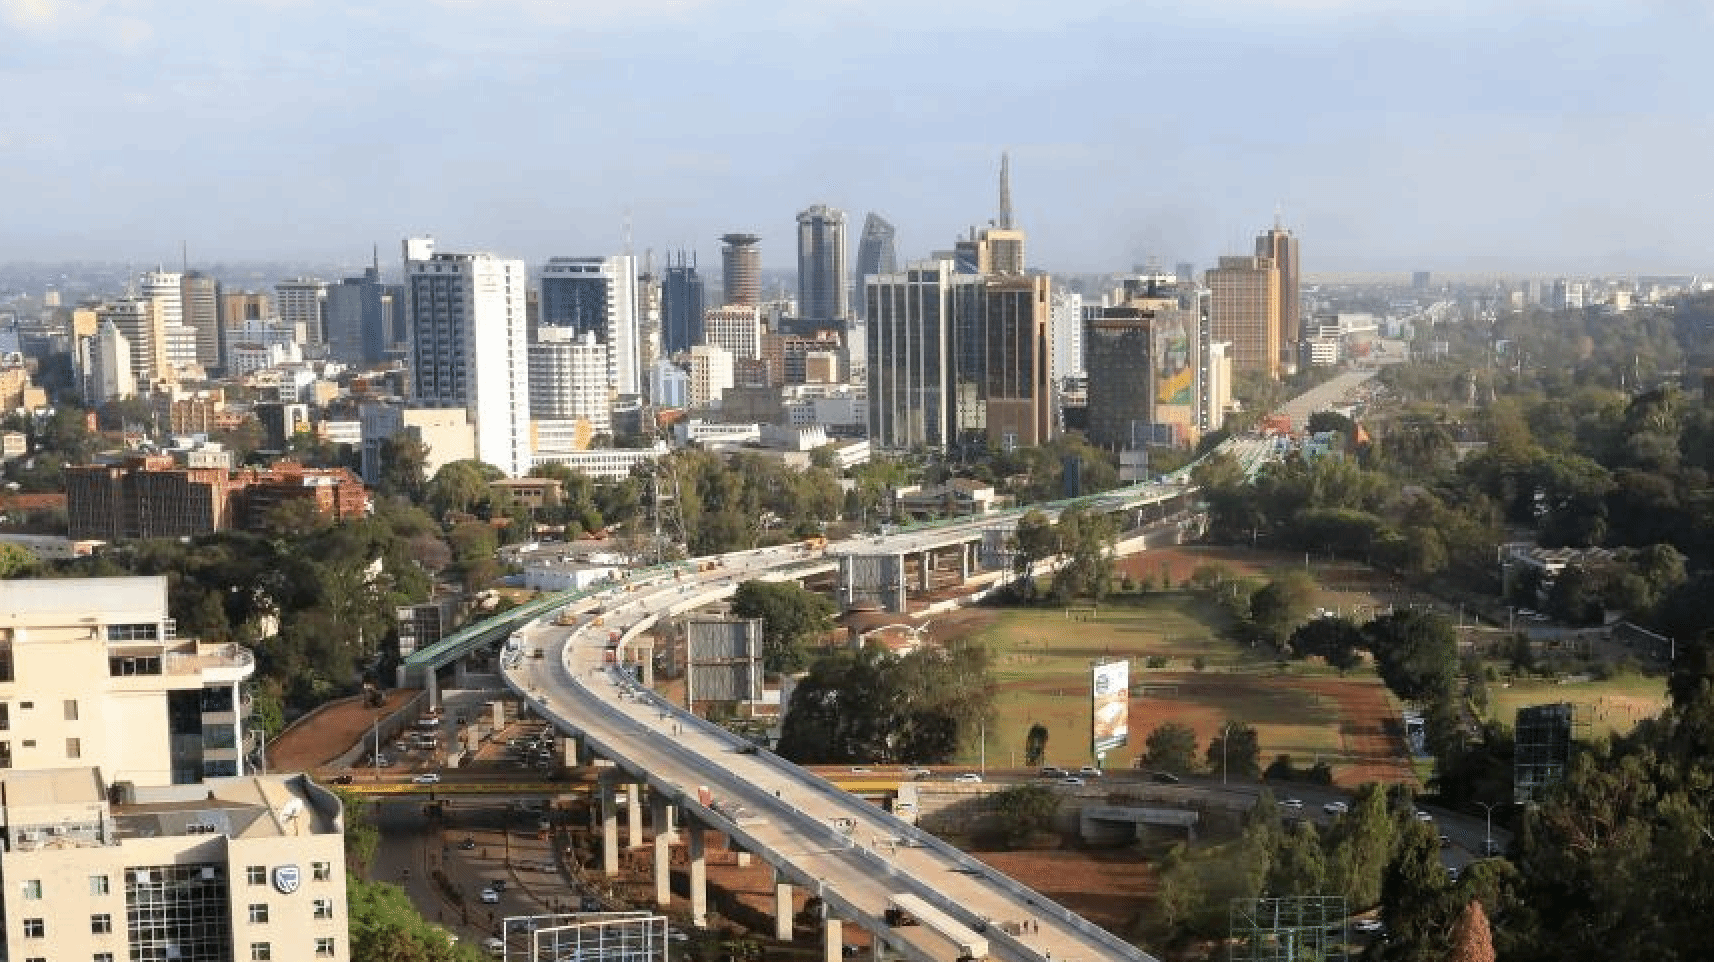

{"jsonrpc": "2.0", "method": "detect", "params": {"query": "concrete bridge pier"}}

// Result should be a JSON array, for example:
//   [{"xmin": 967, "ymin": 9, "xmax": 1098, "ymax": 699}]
[
  {"xmin": 820, "ymin": 901, "xmax": 843, "ymax": 962},
  {"xmin": 653, "ymin": 822, "xmax": 672, "ymax": 907},
  {"xmin": 424, "ymin": 669, "xmax": 441, "ymax": 714},
  {"xmin": 961, "ymin": 540, "xmax": 974, "ymax": 581},
  {"xmin": 687, "ymin": 821, "xmax": 708, "ymax": 928},
  {"xmin": 626, "ymin": 783, "xmax": 644, "ymax": 847},
  {"xmin": 772, "ymin": 869, "xmax": 794, "ymax": 941},
  {"xmin": 650, "ymin": 792, "xmax": 678, "ymax": 841},
  {"xmin": 918, "ymin": 551, "xmax": 934, "ymax": 592},
  {"xmin": 599, "ymin": 775, "xmax": 620, "ymax": 876}
]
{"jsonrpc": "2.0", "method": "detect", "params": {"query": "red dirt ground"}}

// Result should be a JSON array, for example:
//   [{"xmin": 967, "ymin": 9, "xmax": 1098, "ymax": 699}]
[{"xmin": 267, "ymin": 690, "xmax": 419, "ymax": 773}]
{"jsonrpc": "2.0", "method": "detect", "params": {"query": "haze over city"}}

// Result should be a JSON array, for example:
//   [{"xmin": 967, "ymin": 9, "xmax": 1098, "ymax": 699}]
[{"xmin": 3, "ymin": 0, "xmax": 1709, "ymax": 273}]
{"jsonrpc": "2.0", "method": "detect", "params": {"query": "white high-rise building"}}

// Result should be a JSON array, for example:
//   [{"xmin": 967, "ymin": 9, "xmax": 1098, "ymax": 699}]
[
  {"xmin": 404, "ymin": 237, "xmax": 532, "ymax": 477},
  {"xmin": 702, "ymin": 306, "xmax": 762, "ymax": 360},
  {"xmin": 86, "ymin": 320, "xmax": 135, "ymax": 404},
  {"xmin": 1049, "ymin": 287, "xmax": 1084, "ymax": 383},
  {"xmin": 98, "ymin": 298, "xmax": 166, "ymax": 387},
  {"xmin": 539, "ymin": 255, "xmax": 641, "ymax": 398},
  {"xmin": 529, "ymin": 327, "xmax": 612, "ymax": 437},
  {"xmin": 687, "ymin": 344, "xmax": 734, "ymax": 407},
  {"xmin": 139, "ymin": 269, "xmax": 183, "ymax": 332},
  {"xmin": 274, "ymin": 277, "xmax": 328, "ymax": 344}
]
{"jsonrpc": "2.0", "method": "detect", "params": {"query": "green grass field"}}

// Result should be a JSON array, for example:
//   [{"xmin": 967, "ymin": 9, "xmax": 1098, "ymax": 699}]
[{"xmin": 1483, "ymin": 673, "xmax": 1667, "ymax": 738}]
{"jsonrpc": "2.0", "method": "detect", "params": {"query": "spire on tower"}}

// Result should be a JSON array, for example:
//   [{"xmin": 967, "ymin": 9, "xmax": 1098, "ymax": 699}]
[{"xmin": 998, "ymin": 151, "xmax": 1014, "ymax": 230}]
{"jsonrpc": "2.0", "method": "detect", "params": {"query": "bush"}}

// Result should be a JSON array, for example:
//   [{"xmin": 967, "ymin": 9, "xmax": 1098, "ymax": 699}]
[{"xmin": 1146, "ymin": 655, "xmax": 1170, "ymax": 669}]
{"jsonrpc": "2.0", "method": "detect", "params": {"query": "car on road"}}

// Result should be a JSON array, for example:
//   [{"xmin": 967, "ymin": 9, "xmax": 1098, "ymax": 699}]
[
  {"xmin": 1039, "ymin": 766, "xmax": 1068, "ymax": 778},
  {"xmin": 1060, "ymin": 776, "xmax": 1085, "ymax": 786},
  {"xmin": 849, "ymin": 767, "xmax": 871, "ymax": 773},
  {"xmin": 331, "ymin": 774, "xmax": 354, "ymax": 785},
  {"xmin": 412, "ymin": 773, "xmax": 442, "ymax": 784},
  {"xmin": 1414, "ymin": 810, "xmax": 1434, "ymax": 822},
  {"xmin": 903, "ymin": 766, "xmax": 932, "ymax": 777},
  {"xmin": 1077, "ymin": 766, "xmax": 1103, "ymax": 777},
  {"xmin": 488, "ymin": 879, "xmax": 507, "ymax": 892},
  {"xmin": 1353, "ymin": 918, "xmax": 1384, "ymax": 934},
  {"xmin": 1147, "ymin": 771, "xmax": 1181, "ymax": 784},
  {"xmin": 1483, "ymin": 839, "xmax": 1503, "ymax": 856},
  {"xmin": 1281, "ymin": 798, "xmax": 1304, "ymax": 810},
  {"xmin": 953, "ymin": 773, "xmax": 983, "ymax": 784},
  {"xmin": 483, "ymin": 936, "xmax": 505, "ymax": 956},
  {"xmin": 459, "ymin": 837, "xmax": 477, "ymax": 850},
  {"xmin": 1324, "ymin": 801, "xmax": 1350, "ymax": 815},
  {"xmin": 480, "ymin": 888, "xmax": 501, "ymax": 904},
  {"xmin": 666, "ymin": 930, "xmax": 689, "ymax": 943}
]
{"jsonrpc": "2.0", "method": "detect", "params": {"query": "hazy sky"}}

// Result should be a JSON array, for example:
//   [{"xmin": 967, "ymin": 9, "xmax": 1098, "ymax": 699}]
[{"xmin": 1, "ymin": 0, "xmax": 1708, "ymax": 274}]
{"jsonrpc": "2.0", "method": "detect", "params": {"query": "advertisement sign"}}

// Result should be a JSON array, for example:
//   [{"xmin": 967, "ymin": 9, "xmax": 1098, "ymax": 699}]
[{"xmin": 1091, "ymin": 659, "xmax": 1130, "ymax": 755}]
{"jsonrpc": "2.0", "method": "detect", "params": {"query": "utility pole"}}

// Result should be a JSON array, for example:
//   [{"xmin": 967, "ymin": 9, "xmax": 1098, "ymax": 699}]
[{"xmin": 1476, "ymin": 800, "xmax": 1498, "ymax": 855}]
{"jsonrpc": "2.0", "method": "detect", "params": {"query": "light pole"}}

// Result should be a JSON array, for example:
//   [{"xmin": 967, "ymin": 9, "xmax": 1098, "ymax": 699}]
[
  {"xmin": 979, "ymin": 719, "xmax": 987, "ymax": 776},
  {"xmin": 1475, "ymin": 801, "xmax": 1498, "ymax": 855},
  {"xmin": 372, "ymin": 717, "xmax": 381, "ymax": 782},
  {"xmin": 1221, "ymin": 721, "xmax": 1232, "ymax": 785}
]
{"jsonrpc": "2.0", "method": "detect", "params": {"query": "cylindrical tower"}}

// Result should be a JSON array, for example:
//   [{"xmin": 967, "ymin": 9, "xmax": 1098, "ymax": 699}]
[{"xmin": 720, "ymin": 233, "xmax": 761, "ymax": 308}]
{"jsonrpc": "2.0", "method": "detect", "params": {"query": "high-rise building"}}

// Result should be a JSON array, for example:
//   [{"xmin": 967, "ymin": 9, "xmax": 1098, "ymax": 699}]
[
  {"xmin": 703, "ymin": 306, "xmax": 762, "ymax": 361},
  {"xmin": 139, "ymin": 269, "xmax": 183, "ymax": 332},
  {"xmin": 635, "ymin": 255, "xmax": 662, "ymax": 372},
  {"xmin": 274, "ymin": 277, "xmax": 328, "ymax": 345},
  {"xmin": 796, "ymin": 204, "xmax": 849, "ymax": 327},
  {"xmin": 720, "ymin": 233, "xmax": 762, "ymax": 308},
  {"xmin": 98, "ymin": 298, "xmax": 167, "ymax": 387},
  {"xmin": 86, "ymin": 320, "xmax": 135, "ymax": 404},
  {"xmin": 1206, "ymin": 254, "xmax": 1281, "ymax": 377},
  {"xmin": 325, "ymin": 265, "xmax": 389, "ymax": 365},
  {"xmin": 540, "ymin": 255, "xmax": 641, "ymax": 397},
  {"xmin": 403, "ymin": 237, "xmax": 532, "ymax": 477},
  {"xmin": 866, "ymin": 260, "xmax": 959, "ymax": 449},
  {"xmin": 179, "ymin": 271, "xmax": 222, "ymax": 370},
  {"xmin": 219, "ymin": 290, "xmax": 270, "ymax": 326},
  {"xmin": 952, "ymin": 273, "xmax": 1054, "ymax": 449},
  {"xmin": 1084, "ymin": 307, "xmax": 1157, "ymax": 450},
  {"xmin": 981, "ymin": 153, "xmax": 1027, "ymax": 275},
  {"xmin": 1254, "ymin": 222, "xmax": 1299, "ymax": 372},
  {"xmin": 528, "ymin": 327, "xmax": 611, "ymax": 436},
  {"xmin": 1049, "ymin": 287, "xmax": 1084, "ymax": 385},
  {"xmin": 660, "ymin": 250, "xmax": 705, "ymax": 358},
  {"xmin": 852, "ymin": 214, "xmax": 897, "ymax": 319},
  {"xmin": 686, "ymin": 345, "xmax": 734, "ymax": 407}
]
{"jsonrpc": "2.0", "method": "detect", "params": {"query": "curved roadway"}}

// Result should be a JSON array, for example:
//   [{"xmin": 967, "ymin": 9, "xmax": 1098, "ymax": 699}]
[{"xmin": 502, "ymin": 501, "xmax": 1180, "ymax": 962}]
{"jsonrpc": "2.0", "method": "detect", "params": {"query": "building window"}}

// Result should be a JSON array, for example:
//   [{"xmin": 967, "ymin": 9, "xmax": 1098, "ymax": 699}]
[
  {"xmin": 311, "ymin": 861, "xmax": 331, "ymax": 881},
  {"xmin": 247, "ymin": 865, "xmax": 266, "ymax": 886},
  {"xmin": 251, "ymin": 943, "xmax": 271, "ymax": 961},
  {"xmin": 21, "ymin": 879, "xmax": 41, "ymax": 899},
  {"xmin": 90, "ymin": 874, "xmax": 109, "ymax": 896},
  {"xmin": 64, "ymin": 698, "xmax": 79, "ymax": 720},
  {"xmin": 95, "ymin": 954, "xmax": 115, "ymax": 962},
  {"xmin": 0, "ymin": 703, "xmax": 9, "ymax": 730},
  {"xmin": 91, "ymin": 913, "xmax": 112, "ymax": 935},
  {"xmin": 23, "ymin": 918, "xmax": 44, "ymax": 938},
  {"xmin": 67, "ymin": 737, "xmax": 81, "ymax": 759},
  {"xmin": 248, "ymin": 903, "xmax": 270, "ymax": 924},
  {"xmin": 315, "ymin": 938, "xmax": 336, "ymax": 957},
  {"xmin": 313, "ymin": 898, "xmax": 334, "ymax": 920}
]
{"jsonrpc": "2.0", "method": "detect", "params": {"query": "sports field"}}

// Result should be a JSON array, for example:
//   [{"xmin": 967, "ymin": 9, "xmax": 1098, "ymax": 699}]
[{"xmin": 1483, "ymin": 673, "xmax": 1667, "ymax": 739}]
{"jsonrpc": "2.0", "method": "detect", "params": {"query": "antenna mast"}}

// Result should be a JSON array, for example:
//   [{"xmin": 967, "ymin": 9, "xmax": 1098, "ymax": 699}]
[{"xmin": 998, "ymin": 151, "xmax": 1014, "ymax": 229}]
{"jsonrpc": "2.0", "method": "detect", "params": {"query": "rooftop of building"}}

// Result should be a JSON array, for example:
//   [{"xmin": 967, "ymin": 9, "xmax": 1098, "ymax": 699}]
[{"xmin": 0, "ymin": 574, "xmax": 166, "ymax": 624}]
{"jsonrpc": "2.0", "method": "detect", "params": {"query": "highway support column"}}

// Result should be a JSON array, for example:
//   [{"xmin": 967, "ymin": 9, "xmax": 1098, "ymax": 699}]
[
  {"xmin": 626, "ymin": 783, "xmax": 644, "ymax": 847},
  {"xmin": 821, "ymin": 902, "xmax": 843, "ymax": 962},
  {"xmin": 772, "ymin": 870, "xmax": 793, "ymax": 941},
  {"xmin": 688, "ymin": 821, "xmax": 708, "ymax": 928},
  {"xmin": 599, "ymin": 776, "xmax": 620, "ymax": 876},
  {"xmin": 653, "ymin": 822, "xmax": 672, "ymax": 907}
]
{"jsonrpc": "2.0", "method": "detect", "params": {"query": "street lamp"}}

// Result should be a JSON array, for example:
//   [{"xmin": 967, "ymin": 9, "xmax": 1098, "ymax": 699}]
[{"xmin": 1475, "ymin": 801, "xmax": 1498, "ymax": 855}]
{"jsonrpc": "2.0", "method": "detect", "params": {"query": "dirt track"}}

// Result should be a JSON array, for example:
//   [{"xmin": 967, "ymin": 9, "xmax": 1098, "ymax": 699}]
[{"xmin": 267, "ymin": 690, "xmax": 419, "ymax": 773}]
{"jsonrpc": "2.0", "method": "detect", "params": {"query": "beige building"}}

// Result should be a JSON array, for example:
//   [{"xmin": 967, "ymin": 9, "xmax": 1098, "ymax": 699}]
[
  {"xmin": 0, "ymin": 768, "xmax": 348, "ymax": 962},
  {"xmin": 1206, "ymin": 255, "xmax": 1281, "ymax": 377},
  {"xmin": 0, "ymin": 577, "xmax": 255, "ymax": 784},
  {"xmin": 1255, "ymin": 224, "xmax": 1300, "ymax": 373}
]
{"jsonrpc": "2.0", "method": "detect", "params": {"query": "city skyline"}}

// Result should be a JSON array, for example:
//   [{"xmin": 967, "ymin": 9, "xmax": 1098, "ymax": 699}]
[{"xmin": 2, "ymin": 1, "xmax": 1710, "ymax": 273}]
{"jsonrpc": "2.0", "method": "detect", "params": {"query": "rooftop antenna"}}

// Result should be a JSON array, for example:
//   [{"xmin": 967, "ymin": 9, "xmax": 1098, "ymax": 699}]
[
  {"xmin": 1274, "ymin": 203, "xmax": 1284, "ymax": 230},
  {"xmin": 998, "ymin": 151, "xmax": 1014, "ymax": 229},
  {"xmin": 372, "ymin": 243, "xmax": 379, "ymax": 273},
  {"xmin": 623, "ymin": 206, "xmax": 634, "ymax": 257},
  {"xmin": 181, "ymin": 240, "xmax": 188, "ymax": 273}
]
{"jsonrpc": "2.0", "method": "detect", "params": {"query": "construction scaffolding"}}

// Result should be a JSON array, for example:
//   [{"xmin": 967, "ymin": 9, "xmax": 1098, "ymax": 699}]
[
  {"xmin": 1228, "ymin": 895, "xmax": 1348, "ymax": 962},
  {"xmin": 504, "ymin": 911, "xmax": 668, "ymax": 962},
  {"xmin": 1514, "ymin": 702, "xmax": 1585, "ymax": 805}
]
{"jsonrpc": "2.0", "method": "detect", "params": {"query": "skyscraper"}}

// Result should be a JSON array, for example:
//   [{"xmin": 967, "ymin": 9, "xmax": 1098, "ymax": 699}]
[
  {"xmin": 982, "ymin": 153, "xmax": 1026, "ymax": 275},
  {"xmin": 853, "ymin": 214, "xmax": 897, "ymax": 320},
  {"xmin": 539, "ymin": 255, "xmax": 641, "ymax": 397},
  {"xmin": 867, "ymin": 260, "xmax": 957, "ymax": 449},
  {"xmin": 403, "ymin": 237, "xmax": 532, "ymax": 477},
  {"xmin": 660, "ymin": 250, "xmax": 705, "ymax": 357},
  {"xmin": 325, "ymin": 263, "xmax": 389, "ymax": 365},
  {"xmin": 99, "ymin": 297, "xmax": 166, "ymax": 387},
  {"xmin": 1254, "ymin": 222, "xmax": 1300, "ymax": 372},
  {"xmin": 180, "ymin": 270, "xmax": 222, "ymax": 370},
  {"xmin": 720, "ymin": 233, "xmax": 762, "ymax": 308},
  {"xmin": 274, "ymin": 277, "xmax": 328, "ymax": 344},
  {"xmin": 1206, "ymin": 254, "xmax": 1281, "ymax": 377},
  {"xmin": 953, "ymin": 273, "xmax": 1054, "ymax": 450},
  {"xmin": 796, "ymin": 204, "xmax": 849, "ymax": 328},
  {"xmin": 528, "ymin": 327, "xmax": 611, "ymax": 437}
]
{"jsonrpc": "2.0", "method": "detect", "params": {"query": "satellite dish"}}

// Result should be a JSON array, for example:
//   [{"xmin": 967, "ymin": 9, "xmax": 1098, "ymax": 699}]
[{"xmin": 279, "ymin": 799, "xmax": 303, "ymax": 822}]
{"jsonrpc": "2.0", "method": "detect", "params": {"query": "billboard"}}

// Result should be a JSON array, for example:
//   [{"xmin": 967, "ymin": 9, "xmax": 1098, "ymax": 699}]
[{"xmin": 1091, "ymin": 659, "xmax": 1130, "ymax": 756}]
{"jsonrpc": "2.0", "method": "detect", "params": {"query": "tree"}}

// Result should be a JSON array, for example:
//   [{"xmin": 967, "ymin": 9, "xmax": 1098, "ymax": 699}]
[
  {"xmin": 426, "ymin": 460, "xmax": 501, "ymax": 519},
  {"xmin": 1010, "ymin": 510, "xmax": 1058, "ymax": 599},
  {"xmin": 1247, "ymin": 569, "xmax": 1318, "ymax": 648},
  {"xmin": 1206, "ymin": 721, "xmax": 1260, "ymax": 780},
  {"xmin": 1049, "ymin": 505, "xmax": 1116, "ymax": 602},
  {"xmin": 990, "ymin": 783, "xmax": 1060, "ymax": 848},
  {"xmin": 776, "ymin": 643, "xmax": 994, "ymax": 765},
  {"xmin": 1325, "ymin": 783, "xmax": 1397, "ymax": 909},
  {"xmin": 0, "ymin": 542, "xmax": 37, "ymax": 578},
  {"xmin": 1447, "ymin": 900, "xmax": 1496, "ymax": 962},
  {"xmin": 1288, "ymin": 615, "xmax": 1365, "ymax": 671},
  {"xmin": 1023, "ymin": 723, "xmax": 1049, "ymax": 767},
  {"xmin": 1375, "ymin": 819, "xmax": 1457, "ymax": 962},
  {"xmin": 1143, "ymin": 722, "xmax": 1200, "ymax": 774},
  {"xmin": 1364, "ymin": 609, "xmax": 1459, "ymax": 703},
  {"xmin": 731, "ymin": 580, "xmax": 837, "ymax": 674}
]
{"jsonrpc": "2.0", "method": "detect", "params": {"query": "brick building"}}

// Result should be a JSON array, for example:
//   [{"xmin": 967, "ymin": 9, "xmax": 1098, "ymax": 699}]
[{"xmin": 67, "ymin": 456, "xmax": 366, "ymax": 540}]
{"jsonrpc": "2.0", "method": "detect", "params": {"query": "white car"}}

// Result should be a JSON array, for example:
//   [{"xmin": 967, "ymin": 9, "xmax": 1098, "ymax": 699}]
[
  {"xmin": 483, "ymin": 937, "xmax": 505, "ymax": 957},
  {"xmin": 480, "ymin": 887, "xmax": 501, "ymax": 904},
  {"xmin": 1353, "ymin": 918, "xmax": 1384, "ymax": 934},
  {"xmin": 412, "ymin": 773, "xmax": 442, "ymax": 785},
  {"xmin": 1414, "ymin": 810, "xmax": 1434, "ymax": 822},
  {"xmin": 953, "ymin": 773, "xmax": 983, "ymax": 784},
  {"xmin": 1077, "ymin": 765, "xmax": 1103, "ymax": 777},
  {"xmin": 1323, "ymin": 801, "xmax": 1349, "ymax": 815},
  {"xmin": 1281, "ymin": 798, "xmax": 1304, "ymax": 810}
]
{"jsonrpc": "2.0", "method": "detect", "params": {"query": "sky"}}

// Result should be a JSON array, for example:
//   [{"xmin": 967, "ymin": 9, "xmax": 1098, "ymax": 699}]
[{"xmin": 1, "ymin": 0, "xmax": 1710, "ymax": 274}]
